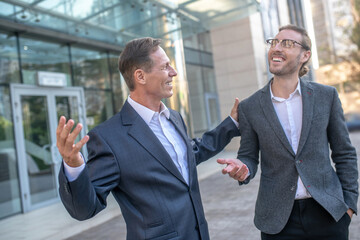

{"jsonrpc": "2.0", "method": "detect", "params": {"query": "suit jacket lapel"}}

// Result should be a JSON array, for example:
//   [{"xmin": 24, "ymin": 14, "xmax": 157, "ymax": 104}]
[
  {"xmin": 297, "ymin": 79, "xmax": 314, "ymax": 155},
  {"xmin": 260, "ymin": 82, "xmax": 295, "ymax": 156},
  {"xmin": 121, "ymin": 102, "xmax": 187, "ymax": 185}
]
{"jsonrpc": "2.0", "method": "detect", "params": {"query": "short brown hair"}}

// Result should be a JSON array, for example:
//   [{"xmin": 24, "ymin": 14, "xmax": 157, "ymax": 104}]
[
  {"xmin": 118, "ymin": 37, "xmax": 162, "ymax": 91},
  {"xmin": 279, "ymin": 25, "xmax": 312, "ymax": 77}
]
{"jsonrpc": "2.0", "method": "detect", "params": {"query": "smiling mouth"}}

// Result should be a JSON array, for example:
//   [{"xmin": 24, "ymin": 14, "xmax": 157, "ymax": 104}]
[
  {"xmin": 272, "ymin": 57, "xmax": 284, "ymax": 62},
  {"xmin": 166, "ymin": 82, "xmax": 172, "ymax": 86}
]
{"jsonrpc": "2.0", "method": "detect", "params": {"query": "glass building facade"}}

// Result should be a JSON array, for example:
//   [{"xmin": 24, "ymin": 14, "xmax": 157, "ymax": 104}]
[
  {"xmin": 0, "ymin": 0, "xmax": 260, "ymax": 219},
  {"xmin": 0, "ymin": 31, "xmax": 124, "ymax": 218}
]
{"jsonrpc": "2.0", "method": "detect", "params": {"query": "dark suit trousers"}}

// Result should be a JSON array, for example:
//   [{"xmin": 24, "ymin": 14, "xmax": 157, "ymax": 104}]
[{"xmin": 261, "ymin": 198, "xmax": 351, "ymax": 240}]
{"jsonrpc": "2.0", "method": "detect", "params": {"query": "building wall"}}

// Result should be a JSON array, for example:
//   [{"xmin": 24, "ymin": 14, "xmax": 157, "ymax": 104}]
[{"xmin": 210, "ymin": 12, "xmax": 267, "ymax": 150}]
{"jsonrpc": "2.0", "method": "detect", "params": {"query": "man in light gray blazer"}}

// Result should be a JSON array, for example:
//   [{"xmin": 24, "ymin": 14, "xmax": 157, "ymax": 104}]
[
  {"xmin": 57, "ymin": 37, "xmax": 240, "ymax": 240},
  {"xmin": 218, "ymin": 25, "xmax": 358, "ymax": 239}
]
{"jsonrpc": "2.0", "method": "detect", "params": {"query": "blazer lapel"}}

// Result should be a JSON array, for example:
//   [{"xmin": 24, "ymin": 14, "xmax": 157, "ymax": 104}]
[
  {"xmin": 121, "ymin": 102, "xmax": 187, "ymax": 185},
  {"xmin": 260, "ymin": 82, "xmax": 295, "ymax": 156},
  {"xmin": 297, "ymin": 79, "xmax": 314, "ymax": 155}
]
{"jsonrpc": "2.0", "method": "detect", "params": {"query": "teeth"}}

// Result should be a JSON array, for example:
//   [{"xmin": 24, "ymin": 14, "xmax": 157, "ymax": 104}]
[
  {"xmin": 166, "ymin": 82, "xmax": 172, "ymax": 86},
  {"xmin": 273, "ymin": 57, "xmax": 283, "ymax": 62}
]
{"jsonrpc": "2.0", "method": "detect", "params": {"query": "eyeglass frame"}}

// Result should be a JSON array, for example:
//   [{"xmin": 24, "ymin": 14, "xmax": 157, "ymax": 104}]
[{"xmin": 266, "ymin": 38, "xmax": 310, "ymax": 51}]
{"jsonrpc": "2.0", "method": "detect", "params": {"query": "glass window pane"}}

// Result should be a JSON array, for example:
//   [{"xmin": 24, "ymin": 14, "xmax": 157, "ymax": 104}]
[
  {"xmin": 202, "ymin": 67, "xmax": 217, "ymax": 92},
  {"xmin": 0, "ymin": 86, "xmax": 21, "ymax": 219},
  {"xmin": 21, "ymin": 96, "xmax": 57, "ymax": 205},
  {"xmin": 85, "ymin": 90, "xmax": 113, "ymax": 130},
  {"xmin": 198, "ymin": 31, "xmax": 213, "ymax": 52},
  {"xmin": 19, "ymin": 37, "xmax": 71, "ymax": 85},
  {"xmin": 207, "ymin": 97, "xmax": 219, "ymax": 129},
  {"xmin": 71, "ymin": 47, "xmax": 110, "ymax": 89},
  {"xmin": 186, "ymin": 65, "xmax": 207, "ymax": 136},
  {"xmin": 0, "ymin": 33, "xmax": 20, "ymax": 84},
  {"xmin": 109, "ymin": 53, "xmax": 126, "ymax": 113}
]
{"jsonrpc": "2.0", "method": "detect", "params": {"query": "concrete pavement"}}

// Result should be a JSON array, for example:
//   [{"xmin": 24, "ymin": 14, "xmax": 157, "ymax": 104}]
[{"xmin": 66, "ymin": 133, "xmax": 360, "ymax": 240}]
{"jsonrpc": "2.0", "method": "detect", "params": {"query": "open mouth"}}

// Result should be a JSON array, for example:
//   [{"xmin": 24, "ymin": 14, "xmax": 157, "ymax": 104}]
[{"xmin": 272, "ymin": 57, "xmax": 284, "ymax": 62}]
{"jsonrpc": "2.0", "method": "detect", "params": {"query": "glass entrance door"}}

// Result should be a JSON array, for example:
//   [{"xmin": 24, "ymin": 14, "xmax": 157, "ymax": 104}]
[{"xmin": 11, "ymin": 84, "xmax": 87, "ymax": 212}]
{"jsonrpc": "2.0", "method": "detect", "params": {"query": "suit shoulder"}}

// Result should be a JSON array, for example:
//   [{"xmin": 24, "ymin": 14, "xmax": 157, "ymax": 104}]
[
  {"xmin": 305, "ymin": 80, "xmax": 337, "ymax": 96},
  {"xmin": 88, "ymin": 112, "xmax": 121, "ymax": 135},
  {"xmin": 306, "ymin": 80, "xmax": 335, "ymax": 91}
]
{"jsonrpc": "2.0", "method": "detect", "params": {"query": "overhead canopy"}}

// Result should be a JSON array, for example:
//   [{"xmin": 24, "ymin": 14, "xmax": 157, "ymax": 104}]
[{"xmin": 0, "ymin": 0, "xmax": 260, "ymax": 48}]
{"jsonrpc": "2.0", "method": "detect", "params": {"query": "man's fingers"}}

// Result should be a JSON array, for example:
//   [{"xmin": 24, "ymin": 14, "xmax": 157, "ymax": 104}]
[
  {"xmin": 228, "ymin": 164, "xmax": 240, "ymax": 177},
  {"xmin": 218, "ymin": 158, "xmax": 249, "ymax": 181},
  {"xmin": 56, "ymin": 116, "xmax": 66, "ymax": 142},
  {"xmin": 230, "ymin": 97, "xmax": 240, "ymax": 122},
  {"xmin": 232, "ymin": 97, "xmax": 240, "ymax": 110},
  {"xmin": 59, "ymin": 119, "xmax": 75, "ymax": 142},
  {"xmin": 233, "ymin": 164, "xmax": 248, "ymax": 181},
  {"xmin": 72, "ymin": 135, "xmax": 90, "ymax": 153},
  {"xmin": 63, "ymin": 123, "xmax": 83, "ymax": 153},
  {"xmin": 217, "ymin": 158, "xmax": 228, "ymax": 165}
]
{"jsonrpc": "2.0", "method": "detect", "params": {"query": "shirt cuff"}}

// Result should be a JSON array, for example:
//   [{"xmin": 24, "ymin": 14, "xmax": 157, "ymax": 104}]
[
  {"xmin": 63, "ymin": 154, "xmax": 85, "ymax": 182},
  {"xmin": 230, "ymin": 116, "xmax": 239, "ymax": 128}
]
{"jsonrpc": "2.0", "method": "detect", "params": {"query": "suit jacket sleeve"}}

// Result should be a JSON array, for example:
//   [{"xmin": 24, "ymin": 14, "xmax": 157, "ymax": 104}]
[
  {"xmin": 185, "ymin": 116, "xmax": 241, "ymax": 165},
  {"xmin": 58, "ymin": 128, "xmax": 120, "ymax": 220},
  {"xmin": 236, "ymin": 102, "xmax": 260, "ymax": 185},
  {"xmin": 327, "ymin": 88, "xmax": 358, "ymax": 214}
]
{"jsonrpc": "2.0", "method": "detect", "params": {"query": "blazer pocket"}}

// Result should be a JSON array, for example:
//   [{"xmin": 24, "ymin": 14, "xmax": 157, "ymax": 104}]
[
  {"xmin": 323, "ymin": 169, "xmax": 344, "ymax": 202},
  {"xmin": 255, "ymin": 175, "xmax": 275, "ymax": 218}
]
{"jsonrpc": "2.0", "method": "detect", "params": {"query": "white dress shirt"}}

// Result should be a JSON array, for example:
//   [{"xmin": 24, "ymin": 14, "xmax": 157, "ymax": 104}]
[
  {"xmin": 128, "ymin": 96, "xmax": 189, "ymax": 184},
  {"xmin": 270, "ymin": 80, "xmax": 312, "ymax": 200}
]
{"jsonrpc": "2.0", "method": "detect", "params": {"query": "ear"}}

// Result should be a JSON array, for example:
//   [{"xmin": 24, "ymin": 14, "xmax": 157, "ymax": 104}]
[
  {"xmin": 301, "ymin": 50, "xmax": 311, "ymax": 63},
  {"xmin": 134, "ymin": 69, "xmax": 146, "ymax": 85}
]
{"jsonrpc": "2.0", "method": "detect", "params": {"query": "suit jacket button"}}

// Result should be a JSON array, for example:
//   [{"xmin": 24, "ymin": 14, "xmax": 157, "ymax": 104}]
[{"xmin": 290, "ymin": 186, "xmax": 295, "ymax": 191}]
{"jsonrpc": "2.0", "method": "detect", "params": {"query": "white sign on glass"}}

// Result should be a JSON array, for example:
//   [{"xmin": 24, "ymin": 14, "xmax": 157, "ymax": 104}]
[{"xmin": 37, "ymin": 71, "xmax": 67, "ymax": 87}]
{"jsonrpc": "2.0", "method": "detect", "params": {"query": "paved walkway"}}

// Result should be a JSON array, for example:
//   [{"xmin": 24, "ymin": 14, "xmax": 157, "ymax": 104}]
[{"xmin": 66, "ymin": 133, "xmax": 360, "ymax": 240}]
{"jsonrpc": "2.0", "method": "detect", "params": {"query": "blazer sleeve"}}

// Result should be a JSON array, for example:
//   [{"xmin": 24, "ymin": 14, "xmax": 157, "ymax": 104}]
[
  {"xmin": 327, "ymin": 88, "xmax": 358, "ymax": 214},
  {"xmin": 183, "ymin": 115, "xmax": 240, "ymax": 165},
  {"xmin": 236, "ymin": 102, "xmax": 260, "ymax": 185},
  {"xmin": 58, "ymin": 128, "xmax": 121, "ymax": 220}
]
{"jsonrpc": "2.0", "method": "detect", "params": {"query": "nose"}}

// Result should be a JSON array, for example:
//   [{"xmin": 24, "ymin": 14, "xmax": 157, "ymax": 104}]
[{"xmin": 169, "ymin": 65, "xmax": 177, "ymax": 76}]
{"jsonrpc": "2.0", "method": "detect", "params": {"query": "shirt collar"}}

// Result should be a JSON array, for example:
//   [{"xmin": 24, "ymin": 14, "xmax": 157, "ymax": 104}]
[
  {"xmin": 127, "ymin": 96, "xmax": 170, "ymax": 125},
  {"xmin": 270, "ymin": 79, "xmax": 302, "ymax": 102}
]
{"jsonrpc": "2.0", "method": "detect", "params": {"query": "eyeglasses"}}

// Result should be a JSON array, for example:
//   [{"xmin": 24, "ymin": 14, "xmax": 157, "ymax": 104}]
[{"xmin": 266, "ymin": 39, "xmax": 310, "ymax": 50}]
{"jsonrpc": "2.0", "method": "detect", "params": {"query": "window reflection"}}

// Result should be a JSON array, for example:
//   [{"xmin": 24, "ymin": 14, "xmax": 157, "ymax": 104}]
[
  {"xmin": 85, "ymin": 90, "xmax": 113, "ymax": 130},
  {"xmin": 0, "ymin": 33, "xmax": 20, "ymax": 84},
  {"xmin": 109, "ymin": 53, "xmax": 126, "ymax": 112},
  {"xmin": 184, "ymin": 34, "xmax": 220, "ymax": 137},
  {"xmin": 19, "ymin": 37, "xmax": 71, "ymax": 85},
  {"xmin": 0, "ymin": 86, "xmax": 21, "ymax": 218},
  {"xmin": 21, "ymin": 96, "xmax": 57, "ymax": 205},
  {"xmin": 71, "ymin": 47, "xmax": 110, "ymax": 89}
]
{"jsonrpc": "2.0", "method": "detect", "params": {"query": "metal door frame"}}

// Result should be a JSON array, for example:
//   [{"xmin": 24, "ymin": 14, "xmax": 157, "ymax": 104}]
[{"xmin": 10, "ymin": 84, "xmax": 87, "ymax": 212}]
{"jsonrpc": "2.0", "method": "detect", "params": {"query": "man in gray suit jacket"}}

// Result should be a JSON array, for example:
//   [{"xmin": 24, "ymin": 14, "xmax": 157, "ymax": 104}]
[
  {"xmin": 218, "ymin": 25, "xmax": 358, "ymax": 239},
  {"xmin": 57, "ymin": 37, "xmax": 240, "ymax": 240}
]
